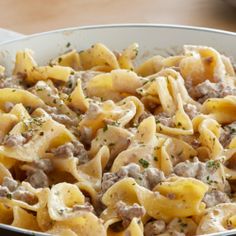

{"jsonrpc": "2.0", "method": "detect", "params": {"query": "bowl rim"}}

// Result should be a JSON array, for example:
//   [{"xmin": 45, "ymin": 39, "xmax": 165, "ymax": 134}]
[{"xmin": 0, "ymin": 23, "xmax": 235, "ymax": 46}]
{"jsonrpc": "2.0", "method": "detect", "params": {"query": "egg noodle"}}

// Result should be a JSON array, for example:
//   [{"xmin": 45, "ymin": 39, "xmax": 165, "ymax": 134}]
[{"xmin": 0, "ymin": 43, "xmax": 236, "ymax": 236}]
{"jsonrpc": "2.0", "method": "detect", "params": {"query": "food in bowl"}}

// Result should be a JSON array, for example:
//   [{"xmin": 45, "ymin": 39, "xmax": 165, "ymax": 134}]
[{"xmin": 0, "ymin": 42, "xmax": 236, "ymax": 235}]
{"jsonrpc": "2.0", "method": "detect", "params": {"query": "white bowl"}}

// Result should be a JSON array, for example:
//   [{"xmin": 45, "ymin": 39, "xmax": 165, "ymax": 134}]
[{"xmin": 0, "ymin": 24, "xmax": 236, "ymax": 236}]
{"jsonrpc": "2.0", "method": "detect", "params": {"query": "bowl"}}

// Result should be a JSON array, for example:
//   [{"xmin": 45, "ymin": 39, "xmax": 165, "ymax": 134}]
[{"xmin": 0, "ymin": 24, "xmax": 236, "ymax": 236}]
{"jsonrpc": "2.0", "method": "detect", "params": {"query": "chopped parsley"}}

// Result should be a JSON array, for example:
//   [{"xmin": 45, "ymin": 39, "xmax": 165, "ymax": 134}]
[
  {"xmin": 35, "ymin": 87, "xmax": 44, "ymax": 91},
  {"xmin": 142, "ymin": 80, "xmax": 149, "ymax": 85},
  {"xmin": 58, "ymin": 209, "xmax": 64, "ymax": 215},
  {"xmin": 177, "ymin": 122, "xmax": 182, "ymax": 127},
  {"xmin": 133, "ymin": 48, "xmax": 139, "ymax": 56},
  {"xmin": 110, "ymin": 121, "xmax": 120, "ymax": 126},
  {"xmin": 228, "ymin": 125, "xmax": 236, "ymax": 134},
  {"xmin": 139, "ymin": 158, "xmax": 149, "ymax": 168},
  {"xmin": 153, "ymin": 156, "xmax": 158, "ymax": 161},
  {"xmin": 180, "ymin": 222, "xmax": 188, "ymax": 228},
  {"xmin": 206, "ymin": 160, "xmax": 220, "ymax": 171},
  {"xmin": 103, "ymin": 125, "xmax": 108, "ymax": 132},
  {"xmin": 206, "ymin": 175, "xmax": 218, "ymax": 185},
  {"xmin": 177, "ymin": 150, "xmax": 183, "ymax": 157},
  {"xmin": 67, "ymin": 95, "xmax": 72, "ymax": 102},
  {"xmin": 6, "ymin": 193, "xmax": 12, "ymax": 200}
]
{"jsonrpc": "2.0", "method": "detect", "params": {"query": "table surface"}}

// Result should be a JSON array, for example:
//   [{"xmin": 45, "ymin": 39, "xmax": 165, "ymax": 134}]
[{"xmin": 0, "ymin": 0, "xmax": 235, "ymax": 35}]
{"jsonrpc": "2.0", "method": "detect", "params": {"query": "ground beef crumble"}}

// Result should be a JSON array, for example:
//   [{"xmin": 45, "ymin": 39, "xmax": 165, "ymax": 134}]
[{"xmin": 116, "ymin": 201, "xmax": 146, "ymax": 227}]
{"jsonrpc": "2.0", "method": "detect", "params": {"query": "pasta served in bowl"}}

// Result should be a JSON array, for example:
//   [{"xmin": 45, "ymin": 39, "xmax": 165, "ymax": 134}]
[{"xmin": 0, "ymin": 24, "xmax": 236, "ymax": 236}]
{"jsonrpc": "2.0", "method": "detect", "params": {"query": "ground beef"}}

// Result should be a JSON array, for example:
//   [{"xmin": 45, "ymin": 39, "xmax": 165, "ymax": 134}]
[
  {"xmin": 191, "ymin": 139, "xmax": 201, "ymax": 149},
  {"xmin": 12, "ymin": 187, "xmax": 38, "ymax": 205},
  {"xmin": 203, "ymin": 190, "xmax": 230, "ymax": 208},
  {"xmin": 167, "ymin": 218, "xmax": 189, "ymax": 236},
  {"xmin": 155, "ymin": 112, "xmax": 174, "ymax": 127},
  {"xmin": 86, "ymin": 103, "xmax": 102, "ymax": 119},
  {"xmin": 219, "ymin": 122, "xmax": 236, "ymax": 147},
  {"xmin": 72, "ymin": 202, "xmax": 94, "ymax": 212},
  {"xmin": 2, "ymin": 177, "xmax": 18, "ymax": 192},
  {"xmin": 0, "ymin": 75, "xmax": 24, "ymax": 89},
  {"xmin": 174, "ymin": 157, "xmax": 201, "ymax": 178},
  {"xmin": 51, "ymin": 140, "xmax": 88, "ymax": 164},
  {"xmin": 0, "ymin": 180, "xmax": 38, "ymax": 205},
  {"xmin": 174, "ymin": 157, "xmax": 228, "ymax": 191},
  {"xmin": 101, "ymin": 172, "xmax": 124, "ymax": 193},
  {"xmin": 143, "ymin": 168, "xmax": 166, "ymax": 189},
  {"xmin": 0, "ymin": 186, "xmax": 10, "ymax": 197},
  {"xmin": 50, "ymin": 113, "xmax": 78, "ymax": 127},
  {"xmin": 59, "ymin": 71, "xmax": 101, "ymax": 94},
  {"xmin": 194, "ymin": 80, "xmax": 236, "ymax": 103},
  {"xmin": 116, "ymin": 201, "xmax": 146, "ymax": 227},
  {"xmin": 4, "ymin": 102, "xmax": 14, "ymax": 112},
  {"xmin": 183, "ymin": 104, "xmax": 199, "ymax": 119},
  {"xmin": 43, "ymin": 105, "xmax": 58, "ymax": 114},
  {"xmin": 26, "ymin": 170, "xmax": 49, "ymax": 188},
  {"xmin": 144, "ymin": 220, "xmax": 166, "ymax": 236},
  {"xmin": 138, "ymin": 112, "xmax": 152, "ymax": 123},
  {"xmin": 22, "ymin": 131, "xmax": 33, "ymax": 142},
  {"xmin": 31, "ymin": 159, "xmax": 54, "ymax": 173},
  {"xmin": 101, "ymin": 163, "xmax": 165, "ymax": 192},
  {"xmin": 52, "ymin": 142, "xmax": 74, "ymax": 158},
  {"xmin": 79, "ymin": 126, "xmax": 93, "ymax": 145},
  {"xmin": 21, "ymin": 159, "xmax": 53, "ymax": 189},
  {"xmin": 3, "ymin": 134, "xmax": 26, "ymax": 147}
]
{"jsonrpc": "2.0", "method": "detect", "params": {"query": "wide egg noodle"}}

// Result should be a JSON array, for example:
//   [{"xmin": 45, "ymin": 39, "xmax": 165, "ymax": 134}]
[
  {"xmin": 180, "ymin": 45, "xmax": 226, "ymax": 85},
  {"xmin": 50, "ymin": 49, "xmax": 82, "ymax": 70},
  {"xmin": 102, "ymin": 176, "xmax": 208, "ymax": 221},
  {"xmin": 48, "ymin": 182, "xmax": 85, "ymax": 221},
  {"xmin": 0, "ymin": 88, "xmax": 45, "ymax": 111},
  {"xmin": 32, "ymin": 80, "xmax": 77, "ymax": 119},
  {"xmin": 90, "ymin": 125, "xmax": 133, "ymax": 161},
  {"xmin": 79, "ymin": 43, "xmax": 119, "ymax": 71},
  {"xmin": 118, "ymin": 43, "xmax": 139, "ymax": 71},
  {"xmin": 0, "ymin": 182, "xmax": 49, "ymax": 212},
  {"xmin": 11, "ymin": 206, "xmax": 40, "ymax": 231},
  {"xmin": 193, "ymin": 115, "xmax": 223, "ymax": 159},
  {"xmin": 158, "ymin": 135, "xmax": 197, "ymax": 175},
  {"xmin": 197, "ymin": 203, "xmax": 236, "ymax": 235},
  {"xmin": 13, "ymin": 49, "xmax": 72, "ymax": 84},
  {"xmin": 78, "ymin": 98, "xmax": 137, "ymax": 141},
  {"xmin": 67, "ymin": 78, "xmax": 89, "ymax": 113},
  {"xmin": 201, "ymin": 96, "xmax": 236, "ymax": 124},
  {"xmin": 53, "ymin": 145, "xmax": 109, "ymax": 190},
  {"xmin": 107, "ymin": 217, "xmax": 143, "ymax": 236},
  {"xmin": 111, "ymin": 116, "xmax": 158, "ymax": 172},
  {"xmin": 47, "ymin": 212, "xmax": 106, "ymax": 236},
  {"xmin": 0, "ymin": 117, "xmax": 74, "ymax": 162}
]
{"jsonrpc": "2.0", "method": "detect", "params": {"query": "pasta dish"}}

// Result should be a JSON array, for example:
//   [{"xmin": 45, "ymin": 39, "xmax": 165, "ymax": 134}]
[{"xmin": 0, "ymin": 43, "xmax": 235, "ymax": 236}]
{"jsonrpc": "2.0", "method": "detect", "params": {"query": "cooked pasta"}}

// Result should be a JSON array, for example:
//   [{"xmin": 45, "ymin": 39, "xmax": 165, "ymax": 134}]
[{"xmin": 0, "ymin": 43, "xmax": 235, "ymax": 236}]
